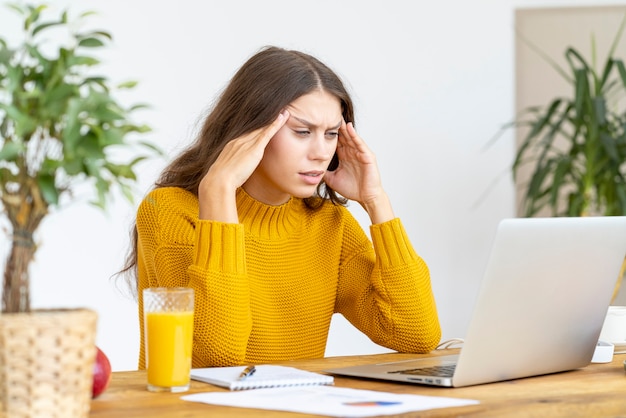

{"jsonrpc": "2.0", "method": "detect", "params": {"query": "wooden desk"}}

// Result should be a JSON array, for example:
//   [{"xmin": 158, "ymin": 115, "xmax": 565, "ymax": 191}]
[{"xmin": 90, "ymin": 350, "xmax": 626, "ymax": 417}]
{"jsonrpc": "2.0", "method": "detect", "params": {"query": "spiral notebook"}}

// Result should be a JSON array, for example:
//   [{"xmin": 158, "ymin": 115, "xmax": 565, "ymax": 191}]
[{"xmin": 190, "ymin": 365, "xmax": 334, "ymax": 391}]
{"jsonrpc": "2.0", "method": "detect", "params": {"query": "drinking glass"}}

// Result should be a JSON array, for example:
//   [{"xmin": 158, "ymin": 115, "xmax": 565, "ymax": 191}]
[{"xmin": 143, "ymin": 287, "xmax": 194, "ymax": 392}]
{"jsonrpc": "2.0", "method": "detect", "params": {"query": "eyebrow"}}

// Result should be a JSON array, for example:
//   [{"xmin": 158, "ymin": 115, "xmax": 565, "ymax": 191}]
[{"xmin": 291, "ymin": 115, "xmax": 342, "ymax": 130}]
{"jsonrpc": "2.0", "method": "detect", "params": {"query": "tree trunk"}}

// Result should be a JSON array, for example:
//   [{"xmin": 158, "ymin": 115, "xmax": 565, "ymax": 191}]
[
  {"xmin": 2, "ymin": 230, "xmax": 36, "ymax": 313},
  {"xmin": 1, "ymin": 181, "xmax": 47, "ymax": 313}
]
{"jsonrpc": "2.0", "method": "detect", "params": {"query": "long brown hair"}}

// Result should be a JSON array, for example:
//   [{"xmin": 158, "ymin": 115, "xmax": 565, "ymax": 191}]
[{"xmin": 118, "ymin": 46, "xmax": 355, "ymax": 295}]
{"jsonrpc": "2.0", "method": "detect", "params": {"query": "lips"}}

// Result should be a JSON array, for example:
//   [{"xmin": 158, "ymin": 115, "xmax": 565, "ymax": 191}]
[
  {"xmin": 299, "ymin": 170, "xmax": 325, "ymax": 185},
  {"xmin": 300, "ymin": 170, "xmax": 325, "ymax": 177}
]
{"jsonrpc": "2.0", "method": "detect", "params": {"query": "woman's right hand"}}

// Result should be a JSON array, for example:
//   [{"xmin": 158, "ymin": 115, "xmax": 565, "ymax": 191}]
[{"xmin": 198, "ymin": 110, "xmax": 289, "ymax": 222}]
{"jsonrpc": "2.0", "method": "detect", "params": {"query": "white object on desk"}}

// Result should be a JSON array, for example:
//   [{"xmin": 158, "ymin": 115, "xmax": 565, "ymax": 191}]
[
  {"xmin": 181, "ymin": 386, "xmax": 479, "ymax": 417},
  {"xmin": 591, "ymin": 340, "xmax": 614, "ymax": 363},
  {"xmin": 190, "ymin": 365, "xmax": 333, "ymax": 390},
  {"xmin": 600, "ymin": 306, "xmax": 626, "ymax": 341}
]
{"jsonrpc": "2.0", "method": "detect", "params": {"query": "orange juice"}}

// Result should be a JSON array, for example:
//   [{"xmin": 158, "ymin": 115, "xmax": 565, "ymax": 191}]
[{"xmin": 145, "ymin": 311, "xmax": 194, "ymax": 389}]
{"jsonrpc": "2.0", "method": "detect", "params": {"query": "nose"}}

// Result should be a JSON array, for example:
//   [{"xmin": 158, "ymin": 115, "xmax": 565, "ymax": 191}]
[{"xmin": 308, "ymin": 134, "xmax": 335, "ymax": 161}]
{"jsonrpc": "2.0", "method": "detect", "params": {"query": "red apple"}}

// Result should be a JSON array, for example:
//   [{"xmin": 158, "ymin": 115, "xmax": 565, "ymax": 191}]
[{"xmin": 92, "ymin": 346, "xmax": 112, "ymax": 398}]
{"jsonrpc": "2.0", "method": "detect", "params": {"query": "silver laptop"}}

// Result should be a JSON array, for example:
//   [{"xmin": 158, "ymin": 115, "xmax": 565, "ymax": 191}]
[{"xmin": 326, "ymin": 216, "xmax": 626, "ymax": 387}]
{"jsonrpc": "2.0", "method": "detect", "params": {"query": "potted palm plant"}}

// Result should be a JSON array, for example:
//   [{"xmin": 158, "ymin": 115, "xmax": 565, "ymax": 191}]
[
  {"xmin": 494, "ymin": 14, "xmax": 626, "ymax": 303},
  {"xmin": 0, "ymin": 2, "xmax": 159, "ymax": 416},
  {"xmin": 506, "ymin": 15, "xmax": 626, "ymax": 218}
]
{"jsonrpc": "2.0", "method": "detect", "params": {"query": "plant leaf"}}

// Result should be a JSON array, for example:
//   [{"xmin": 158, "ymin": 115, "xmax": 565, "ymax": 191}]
[
  {"xmin": 32, "ymin": 20, "xmax": 63, "ymax": 37},
  {"xmin": 78, "ymin": 37, "xmax": 105, "ymax": 48},
  {"xmin": 0, "ymin": 141, "xmax": 23, "ymax": 160},
  {"xmin": 37, "ymin": 173, "xmax": 58, "ymax": 205}
]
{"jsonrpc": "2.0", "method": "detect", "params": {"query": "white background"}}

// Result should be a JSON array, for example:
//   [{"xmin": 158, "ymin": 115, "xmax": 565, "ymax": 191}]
[{"xmin": 1, "ymin": 0, "xmax": 621, "ymax": 371}]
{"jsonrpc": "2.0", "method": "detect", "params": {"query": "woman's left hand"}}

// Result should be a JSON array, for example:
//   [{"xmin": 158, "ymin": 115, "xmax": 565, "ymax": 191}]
[{"xmin": 324, "ymin": 121, "xmax": 395, "ymax": 224}]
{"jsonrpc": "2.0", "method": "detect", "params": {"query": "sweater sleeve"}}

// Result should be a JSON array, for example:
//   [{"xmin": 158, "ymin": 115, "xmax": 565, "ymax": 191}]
[
  {"xmin": 335, "ymin": 217, "xmax": 441, "ymax": 353},
  {"xmin": 136, "ymin": 188, "xmax": 252, "ymax": 369},
  {"xmin": 187, "ymin": 221, "xmax": 253, "ymax": 367}
]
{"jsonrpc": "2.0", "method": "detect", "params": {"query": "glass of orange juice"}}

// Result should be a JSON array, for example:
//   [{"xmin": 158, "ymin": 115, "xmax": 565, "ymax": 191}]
[{"xmin": 143, "ymin": 287, "xmax": 194, "ymax": 392}]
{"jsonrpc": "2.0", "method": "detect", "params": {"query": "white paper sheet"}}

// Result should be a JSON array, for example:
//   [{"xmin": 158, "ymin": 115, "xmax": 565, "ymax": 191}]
[{"xmin": 181, "ymin": 385, "xmax": 479, "ymax": 417}]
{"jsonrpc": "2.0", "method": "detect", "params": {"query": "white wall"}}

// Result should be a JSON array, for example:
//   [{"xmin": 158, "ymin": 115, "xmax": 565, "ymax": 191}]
[{"xmin": 1, "ymin": 0, "xmax": 621, "ymax": 371}]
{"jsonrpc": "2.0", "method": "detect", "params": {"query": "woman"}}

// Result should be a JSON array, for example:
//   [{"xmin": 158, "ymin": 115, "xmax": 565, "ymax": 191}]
[{"xmin": 123, "ymin": 46, "xmax": 441, "ymax": 368}]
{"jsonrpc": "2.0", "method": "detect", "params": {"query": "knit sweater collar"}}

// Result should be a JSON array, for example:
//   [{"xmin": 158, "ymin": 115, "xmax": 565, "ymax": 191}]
[{"xmin": 236, "ymin": 188, "xmax": 303, "ymax": 239}]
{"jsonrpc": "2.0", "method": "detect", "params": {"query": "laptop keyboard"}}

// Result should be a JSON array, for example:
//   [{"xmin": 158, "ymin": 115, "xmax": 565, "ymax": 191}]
[{"xmin": 388, "ymin": 364, "xmax": 456, "ymax": 378}]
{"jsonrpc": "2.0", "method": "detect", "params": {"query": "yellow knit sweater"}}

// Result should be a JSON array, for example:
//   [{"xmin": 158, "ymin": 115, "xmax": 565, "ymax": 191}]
[{"xmin": 136, "ymin": 187, "xmax": 440, "ymax": 368}]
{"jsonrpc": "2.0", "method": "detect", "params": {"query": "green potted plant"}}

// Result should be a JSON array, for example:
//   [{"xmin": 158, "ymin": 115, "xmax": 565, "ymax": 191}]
[
  {"xmin": 504, "ymin": 16, "xmax": 626, "ymax": 218},
  {"xmin": 0, "ymin": 2, "xmax": 159, "ymax": 416}
]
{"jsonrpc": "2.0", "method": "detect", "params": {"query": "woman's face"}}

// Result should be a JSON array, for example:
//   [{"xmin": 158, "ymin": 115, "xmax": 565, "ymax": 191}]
[{"xmin": 243, "ymin": 90, "xmax": 342, "ymax": 205}]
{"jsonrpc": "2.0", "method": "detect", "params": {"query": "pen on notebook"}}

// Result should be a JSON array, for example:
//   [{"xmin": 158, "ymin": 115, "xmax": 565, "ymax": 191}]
[{"xmin": 238, "ymin": 365, "xmax": 256, "ymax": 381}]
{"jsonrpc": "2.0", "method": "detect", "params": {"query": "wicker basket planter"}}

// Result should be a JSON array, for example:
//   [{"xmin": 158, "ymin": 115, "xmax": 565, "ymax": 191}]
[{"xmin": 0, "ymin": 309, "xmax": 98, "ymax": 418}]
